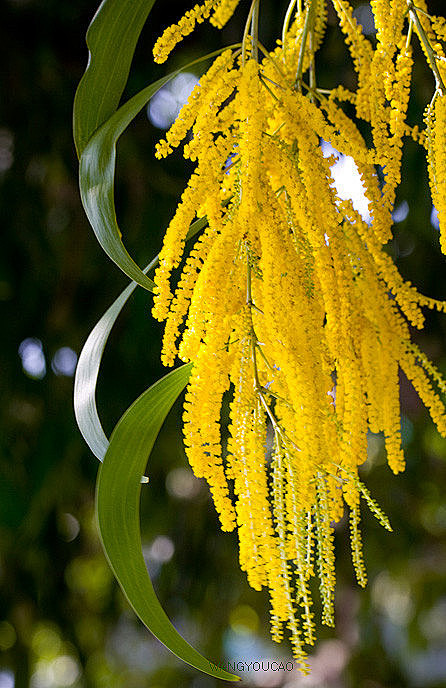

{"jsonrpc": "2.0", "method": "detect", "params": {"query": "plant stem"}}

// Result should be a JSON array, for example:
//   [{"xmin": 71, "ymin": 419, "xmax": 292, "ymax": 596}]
[
  {"xmin": 308, "ymin": 19, "xmax": 315, "ymax": 102},
  {"xmin": 407, "ymin": 0, "xmax": 446, "ymax": 95},
  {"xmin": 242, "ymin": 0, "xmax": 260, "ymax": 64},
  {"xmin": 251, "ymin": 0, "xmax": 260, "ymax": 62},
  {"xmin": 294, "ymin": 0, "xmax": 315, "ymax": 90},
  {"xmin": 245, "ymin": 248, "xmax": 300, "ymax": 451}
]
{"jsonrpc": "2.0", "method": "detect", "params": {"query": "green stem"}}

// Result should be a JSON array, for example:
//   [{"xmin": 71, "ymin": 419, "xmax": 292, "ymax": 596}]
[
  {"xmin": 309, "ymin": 21, "xmax": 316, "ymax": 102},
  {"xmin": 256, "ymin": 342, "xmax": 275, "ymax": 371},
  {"xmin": 242, "ymin": 0, "xmax": 260, "ymax": 64},
  {"xmin": 246, "ymin": 255, "xmax": 253, "ymax": 307},
  {"xmin": 245, "ymin": 247, "xmax": 300, "ymax": 451},
  {"xmin": 410, "ymin": 3, "xmax": 431, "ymax": 18},
  {"xmin": 251, "ymin": 0, "xmax": 260, "ymax": 62},
  {"xmin": 257, "ymin": 41, "xmax": 288, "ymax": 82},
  {"xmin": 259, "ymin": 74, "xmax": 281, "ymax": 100},
  {"xmin": 294, "ymin": 0, "xmax": 315, "ymax": 90},
  {"xmin": 407, "ymin": 0, "xmax": 446, "ymax": 95}
]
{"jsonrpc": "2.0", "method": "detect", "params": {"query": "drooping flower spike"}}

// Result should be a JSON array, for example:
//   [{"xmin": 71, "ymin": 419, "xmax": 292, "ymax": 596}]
[
  {"xmin": 153, "ymin": 0, "xmax": 243, "ymax": 64},
  {"xmin": 152, "ymin": 0, "xmax": 446, "ymax": 672}
]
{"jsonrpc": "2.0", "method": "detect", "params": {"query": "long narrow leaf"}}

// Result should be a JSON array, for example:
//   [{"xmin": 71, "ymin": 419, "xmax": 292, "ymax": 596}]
[
  {"xmin": 96, "ymin": 365, "xmax": 240, "ymax": 682},
  {"xmin": 73, "ymin": 0, "xmax": 157, "ymax": 157},
  {"xmin": 74, "ymin": 261, "xmax": 154, "ymax": 462},
  {"xmin": 79, "ymin": 46, "xmax": 239, "ymax": 291},
  {"xmin": 74, "ymin": 214, "xmax": 208, "ymax": 463}
]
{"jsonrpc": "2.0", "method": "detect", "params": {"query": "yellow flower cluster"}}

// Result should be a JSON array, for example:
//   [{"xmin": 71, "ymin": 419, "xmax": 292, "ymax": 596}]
[
  {"xmin": 427, "ymin": 94, "xmax": 446, "ymax": 252},
  {"xmin": 151, "ymin": 0, "xmax": 446, "ymax": 672},
  {"xmin": 153, "ymin": 0, "xmax": 241, "ymax": 63},
  {"xmin": 210, "ymin": 0, "xmax": 241, "ymax": 29}
]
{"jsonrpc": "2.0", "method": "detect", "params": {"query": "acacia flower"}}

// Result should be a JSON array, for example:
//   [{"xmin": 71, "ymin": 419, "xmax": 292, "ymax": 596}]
[{"xmin": 151, "ymin": 0, "xmax": 446, "ymax": 671}]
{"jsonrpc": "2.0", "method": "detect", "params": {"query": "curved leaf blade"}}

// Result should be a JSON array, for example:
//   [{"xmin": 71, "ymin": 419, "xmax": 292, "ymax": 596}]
[
  {"xmin": 73, "ymin": 0, "xmax": 157, "ymax": 157},
  {"xmin": 73, "ymin": 213, "xmax": 209, "ymax": 463},
  {"xmin": 79, "ymin": 46, "xmax": 239, "ymax": 291},
  {"xmin": 73, "ymin": 259, "xmax": 155, "ymax": 461},
  {"xmin": 96, "ymin": 364, "xmax": 240, "ymax": 682},
  {"xmin": 79, "ymin": 75, "xmax": 172, "ymax": 292}
]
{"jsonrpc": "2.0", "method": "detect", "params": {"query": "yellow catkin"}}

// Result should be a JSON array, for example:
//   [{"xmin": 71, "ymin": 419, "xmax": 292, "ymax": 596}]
[
  {"xmin": 331, "ymin": 0, "xmax": 373, "ymax": 120},
  {"xmin": 155, "ymin": 50, "xmax": 236, "ymax": 159},
  {"xmin": 431, "ymin": 15, "xmax": 446, "ymax": 43},
  {"xmin": 400, "ymin": 347, "xmax": 446, "ymax": 437},
  {"xmin": 210, "ymin": 0, "xmax": 240, "ymax": 28},
  {"xmin": 382, "ymin": 357, "xmax": 406, "ymax": 474},
  {"xmin": 161, "ymin": 228, "xmax": 215, "ymax": 366},
  {"xmin": 153, "ymin": 0, "xmax": 216, "ymax": 64},
  {"xmin": 350, "ymin": 506, "xmax": 367, "ymax": 587},
  {"xmin": 151, "ymin": 174, "xmax": 209, "ymax": 322},
  {"xmin": 150, "ymin": 2, "xmax": 446, "ymax": 670},
  {"xmin": 314, "ymin": 477, "xmax": 336, "ymax": 626},
  {"xmin": 182, "ymin": 343, "xmax": 236, "ymax": 532},
  {"xmin": 428, "ymin": 94, "xmax": 446, "ymax": 253}
]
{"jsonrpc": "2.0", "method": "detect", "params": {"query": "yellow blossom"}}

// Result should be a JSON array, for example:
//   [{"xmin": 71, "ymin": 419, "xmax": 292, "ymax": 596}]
[
  {"xmin": 427, "ymin": 94, "xmax": 446, "ymax": 253},
  {"xmin": 150, "ymin": 0, "xmax": 446, "ymax": 672},
  {"xmin": 153, "ymin": 0, "xmax": 216, "ymax": 64}
]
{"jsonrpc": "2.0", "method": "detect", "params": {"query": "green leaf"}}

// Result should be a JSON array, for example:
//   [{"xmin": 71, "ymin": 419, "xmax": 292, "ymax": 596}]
[
  {"xmin": 73, "ymin": 259, "xmax": 154, "ymax": 462},
  {"xmin": 96, "ymin": 364, "xmax": 240, "ymax": 682},
  {"xmin": 73, "ymin": 0, "xmax": 157, "ymax": 157},
  {"xmin": 73, "ymin": 214, "xmax": 209, "ymax": 464},
  {"xmin": 79, "ymin": 46, "xmax": 239, "ymax": 291}
]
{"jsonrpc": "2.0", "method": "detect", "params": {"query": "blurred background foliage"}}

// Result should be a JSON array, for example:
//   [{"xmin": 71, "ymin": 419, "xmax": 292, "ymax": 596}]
[{"xmin": 1, "ymin": 1, "xmax": 446, "ymax": 687}]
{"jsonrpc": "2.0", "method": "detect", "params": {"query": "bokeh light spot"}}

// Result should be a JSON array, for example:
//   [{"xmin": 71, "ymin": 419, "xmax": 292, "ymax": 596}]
[
  {"xmin": 18, "ymin": 338, "xmax": 46, "ymax": 379},
  {"xmin": 0, "ymin": 671, "xmax": 14, "ymax": 688},
  {"xmin": 51, "ymin": 347, "xmax": 77, "ymax": 377},
  {"xmin": 321, "ymin": 141, "xmax": 370, "ymax": 222},
  {"xmin": 147, "ymin": 536, "xmax": 175, "ymax": 563},
  {"xmin": 392, "ymin": 200, "xmax": 409, "ymax": 223},
  {"xmin": 166, "ymin": 467, "xmax": 201, "ymax": 499},
  {"xmin": 0, "ymin": 621, "xmax": 16, "ymax": 651},
  {"xmin": 372, "ymin": 572, "xmax": 413, "ymax": 625},
  {"xmin": 57, "ymin": 513, "xmax": 80, "ymax": 542},
  {"xmin": 31, "ymin": 624, "xmax": 62, "ymax": 659},
  {"xmin": 431, "ymin": 206, "xmax": 440, "ymax": 230},
  {"xmin": 147, "ymin": 73, "xmax": 199, "ymax": 129},
  {"xmin": 229, "ymin": 605, "xmax": 259, "ymax": 635},
  {"xmin": 50, "ymin": 656, "xmax": 80, "ymax": 686},
  {"xmin": 353, "ymin": 4, "xmax": 376, "ymax": 35}
]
